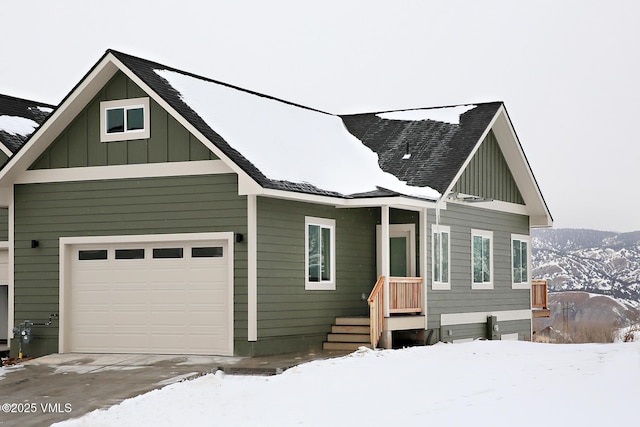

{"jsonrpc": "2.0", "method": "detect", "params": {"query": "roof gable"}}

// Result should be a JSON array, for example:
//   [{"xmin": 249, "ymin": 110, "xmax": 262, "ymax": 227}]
[
  {"xmin": 0, "ymin": 50, "xmax": 551, "ymax": 225},
  {"xmin": 30, "ymin": 71, "xmax": 217, "ymax": 170},
  {"xmin": 340, "ymin": 102, "xmax": 502, "ymax": 193},
  {"xmin": 0, "ymin": 94, "xmax": 54, "ymax": 155},
  {"xmin": 113, "ymin": 51, "xmax": 440, "ymax": 200},
  {"xmin": 453, "ymin": 130, "xmax": 524, "ymax": 204}
]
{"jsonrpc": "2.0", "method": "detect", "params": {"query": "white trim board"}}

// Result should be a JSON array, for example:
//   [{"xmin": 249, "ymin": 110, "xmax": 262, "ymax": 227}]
[
  {"xmin": 247, "ymin": 195, "xmax": 257, "ymax": 341},
  {"xmin": 15, "ymin": 160, "xmax": 232, "ymax": 184},
  {"xmin": 441, "ymin": 309, "xmax": 532, "ymax": 326}
]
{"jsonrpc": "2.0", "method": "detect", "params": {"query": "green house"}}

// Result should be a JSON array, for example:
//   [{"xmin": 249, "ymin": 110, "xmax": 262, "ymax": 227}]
[
  {"xmin": 0, "ymin": 93, "xmax": 54, "ymax": 354},
  {"xmin": 0, "ymin": 50, "xmax": 552, "ymax": 358}
]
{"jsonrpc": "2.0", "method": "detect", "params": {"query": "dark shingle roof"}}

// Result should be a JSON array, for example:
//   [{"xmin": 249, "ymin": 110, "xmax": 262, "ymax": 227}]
[
  {"xmin": 110, "ymin": 50, "xmax": 500, "ymax": 199},
  {"xmin": 0, "ymin": 94, "xmax": 54, "ymax": 153},
  {"xmin": 340, "ymin": 103, "xmax": 503, "ymax": 194}
]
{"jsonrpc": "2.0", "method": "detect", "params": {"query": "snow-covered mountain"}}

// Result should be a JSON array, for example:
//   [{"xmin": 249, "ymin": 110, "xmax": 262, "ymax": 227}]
[{"xmin": 532, "ymin": 228, "xmax": 640, "ymax": 303}]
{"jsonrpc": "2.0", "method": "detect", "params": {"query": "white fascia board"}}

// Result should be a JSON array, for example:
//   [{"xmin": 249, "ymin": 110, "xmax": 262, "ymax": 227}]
[
  {"xmin": 14, "ymin": 160, "xmax": 232, "ymax": 184},
  {"xmin": 0, "ymin": 144, "xmax": 12, "ymax": 158},
  {"xmin": 0, "ymin": 57, "xmax": 121, "ymax": 186},
  {"xmin": 489, "ymin": 107, "xmax": 553, "ymax": 227},
  {"xmin": 109, "ymin": 55, "xmax": 259, "ymax": 188},
  {"xmin": 443, "ymin": 106, "xmax": 552, "ymax": 227}
]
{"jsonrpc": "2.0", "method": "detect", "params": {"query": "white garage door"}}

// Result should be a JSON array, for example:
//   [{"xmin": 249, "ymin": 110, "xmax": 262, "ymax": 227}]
[{"xmin": 68, "ymin": 239, "xmax": 232, "ymax": 355}]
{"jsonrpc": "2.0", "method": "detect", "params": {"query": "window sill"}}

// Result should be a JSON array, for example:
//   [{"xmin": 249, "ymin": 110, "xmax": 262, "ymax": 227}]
[
  {"xmin": 471, "ymin": 282, "xmax": 493, "ymax": 290},
  {"xmin": 305, "ymin": 282, "xmax": 336, "ymax": 291},
  {"xmin": 432, "ymin": 282, "xmax": 451, "ymax": 290},
  {"xmin": 512, "ymin": 282, "xmax": 531, "ymax": 290}
]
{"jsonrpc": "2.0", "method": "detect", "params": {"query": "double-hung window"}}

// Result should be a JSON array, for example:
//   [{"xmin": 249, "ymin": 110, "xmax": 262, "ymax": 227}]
[
  {"xmin": 511, "ymin": 234, "xmax": 530, "ymax": 289},
  {"xmin": 432, "ymin": 225, "xmax": 450, "ymax": 290},
  {"xmin": 471, "ymin": 229, "xmax": 493, "ymax": 289},
  {"xmin": 305, "ymin": 217, "xmax": 336, "ymax": 290},
  {"xmin": 100, "ymin": 97, "xmax": 150, "ymax": 142}
]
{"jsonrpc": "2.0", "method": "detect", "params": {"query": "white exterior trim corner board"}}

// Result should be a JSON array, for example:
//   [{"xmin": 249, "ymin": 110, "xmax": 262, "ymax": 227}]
[
  {"xmin": 441, "ymin": 309, "xmax": 532, "ymax": 326},
  {"xmin": 7, "ymin": 186, "xmax": 14, "ymax": 342},
  {"xmin": 247, "ymin": 195, "xmax": 257, "ymax": 341},
  {"xmin": 59, "ymin": 232, "xmax": 235, "ymax": 356}
]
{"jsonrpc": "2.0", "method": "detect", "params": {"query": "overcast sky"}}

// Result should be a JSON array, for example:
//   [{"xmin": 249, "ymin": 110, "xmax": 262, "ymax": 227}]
[{"xmin": 2, "ymin": 0, "xmax": 638, "ymax": 232}]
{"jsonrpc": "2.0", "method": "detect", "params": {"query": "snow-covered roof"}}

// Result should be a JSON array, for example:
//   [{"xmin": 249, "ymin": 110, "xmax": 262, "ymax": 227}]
[
  {"xmin": 111, "ymin": 51, "xmax": 507, "ymax": 201},
  {"xmin": 376, "ymin": 105, "xmax": 476, "ymax": 125},
  {"xmin": 154, "ymin": 69, "xmax": 440, "ymax": 199},
  {"xmin": 0, "ymin": 94, "xmax": 55, "ymax": 154}
]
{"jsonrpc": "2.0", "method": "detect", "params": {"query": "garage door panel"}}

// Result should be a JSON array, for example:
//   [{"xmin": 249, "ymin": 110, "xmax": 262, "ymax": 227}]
[{"xmin": 68, "ymin": 238, "xmax": 231, "ymax": 355}]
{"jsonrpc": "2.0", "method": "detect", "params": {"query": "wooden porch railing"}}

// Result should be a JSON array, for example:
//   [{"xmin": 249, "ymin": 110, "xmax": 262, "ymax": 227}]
[
  {"xmin": 389, "ymin": 277, "xmax": 424, "ymax": 313},
  {"xmin": 532, "ymin": 280, "xmax": 548, "ymax": 309},
  {"xmin": 367, "ymin": 276, "xmax": 385, "ymax": 348},
  {"xmin": 367, "ymin": 276, "xmax": 424, "ymax": 348}
]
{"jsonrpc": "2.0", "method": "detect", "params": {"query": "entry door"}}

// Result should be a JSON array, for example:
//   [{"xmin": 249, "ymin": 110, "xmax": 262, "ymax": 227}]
[
  {"xmin": 376, "ymin": 224, "xmax": 416, "ymax": 277},
  {"xmin": 390, "ymin": 237, "xmax": 408, "ymax": 276}
]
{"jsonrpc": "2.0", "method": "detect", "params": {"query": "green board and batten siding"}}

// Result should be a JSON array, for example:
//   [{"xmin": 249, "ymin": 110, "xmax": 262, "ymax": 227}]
[
  {"xmin": 453, "ymin": 131, "xmax": 524, "ymax": 204},
  {"xmin": 12, "ymin": 174, "xmax": 248, "ymax": 357},
  {"xmin": 30, "ymin": 71, "xmax": 217, "ymax": 170}
]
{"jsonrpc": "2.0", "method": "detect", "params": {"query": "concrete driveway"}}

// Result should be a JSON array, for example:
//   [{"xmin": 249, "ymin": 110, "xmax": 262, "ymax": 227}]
[{"xmin": 0, "ymin": 350, "xmax": 345, "ymax": 426}]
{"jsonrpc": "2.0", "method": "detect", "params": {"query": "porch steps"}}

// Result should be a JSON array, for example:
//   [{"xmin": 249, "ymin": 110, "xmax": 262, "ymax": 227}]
[{"xmin": 323, "ymin": 317, "xmax": 373, "ymax": 351}]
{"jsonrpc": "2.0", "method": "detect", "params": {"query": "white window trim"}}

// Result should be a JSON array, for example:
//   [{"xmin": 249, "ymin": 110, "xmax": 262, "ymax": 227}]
[
  {"xmin": 100, "ymin": 97, "xmax": 150, "ymax": 142},
  {"xmin": 305, "ymin": 216, "xmax": 336, "ymax": 290},
  {"xmin": 432, "ymin": 224, "xmax": 451, "ymax": 290},
  {"xmin": 511, "ymin": 234, "xmax": 531, "ymax": 290},
  {"xmin": 471, "ymin": 229, "xmax": 493, "ymax": 290}
]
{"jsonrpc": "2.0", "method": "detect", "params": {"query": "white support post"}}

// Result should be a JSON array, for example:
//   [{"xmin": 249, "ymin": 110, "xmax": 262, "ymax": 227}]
[
  {"xmin": 381, "ymin": 205, "xmax": 390, "ymax": 318},
  {"xmin": 420, "ymin": 207, "xmax": 428, "ymax": 325}
]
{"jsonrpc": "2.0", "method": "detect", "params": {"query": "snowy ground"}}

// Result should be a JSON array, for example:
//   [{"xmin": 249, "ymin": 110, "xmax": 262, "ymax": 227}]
[{"xmin": 54, "ymin": 340, "xmax": 640, "ymax": 427}]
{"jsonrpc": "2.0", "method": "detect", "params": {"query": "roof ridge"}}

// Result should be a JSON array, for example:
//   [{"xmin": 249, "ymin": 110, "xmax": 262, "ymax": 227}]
[
  {"xmin": 107, "ymin": 49, "xmax": 333, "ymax": 116},
  {"xmin": 0, "ymin": 93, "xmax": 56, "ymax": 109},
  {"xmin": 341, "ymin": 101, "xmax": 504, "ymax": 117}
]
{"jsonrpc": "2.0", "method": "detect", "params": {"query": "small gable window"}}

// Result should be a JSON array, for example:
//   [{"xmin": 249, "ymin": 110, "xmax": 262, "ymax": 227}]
[{"xmin": 100, "ymin": 97, "xmax": 150, "ymax": 142}]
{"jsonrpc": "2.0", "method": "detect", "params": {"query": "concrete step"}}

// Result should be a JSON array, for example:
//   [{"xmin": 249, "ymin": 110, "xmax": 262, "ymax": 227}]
[
  {"xmin": 326, "ymin": 333, "xmax": 370, "ymax": 343},
  {"xmin": 331, "ymin": 325, "xmax": 370, "ymax": 334},
  {"xmin": 335, "ymin": 316, "xmax": 370, "ymax": 326},
  {"xmin": 323, "ymin": 342, "xmax": 373, "ymax": 351}
]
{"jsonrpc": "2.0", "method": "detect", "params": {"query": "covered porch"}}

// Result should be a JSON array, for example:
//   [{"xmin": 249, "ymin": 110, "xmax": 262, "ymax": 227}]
[{"xmin": 324, "ymin": 204, "xmax": 430, "ymax": 351}]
